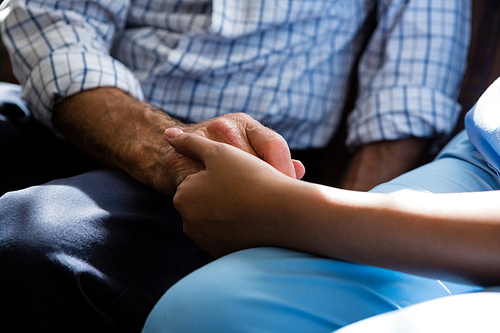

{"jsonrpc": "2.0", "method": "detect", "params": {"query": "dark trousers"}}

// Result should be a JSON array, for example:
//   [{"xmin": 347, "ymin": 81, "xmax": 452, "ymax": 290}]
[
  {"xmin": 0, "ymin": 167, "xmax": 214, "ymax": 332},
  {"xmin": 0, "ymin": 83, "xmax": 213, "ymax": 332}
]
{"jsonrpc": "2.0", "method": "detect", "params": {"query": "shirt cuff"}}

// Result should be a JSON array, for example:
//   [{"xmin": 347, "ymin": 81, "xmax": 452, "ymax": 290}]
[
  {"xmin": 346, "ymin": 86, "xmax": 462, "ymax": 148},
  {"xmin": 22, "ymin": 51, "xmax": 144, "ymax": 132}
]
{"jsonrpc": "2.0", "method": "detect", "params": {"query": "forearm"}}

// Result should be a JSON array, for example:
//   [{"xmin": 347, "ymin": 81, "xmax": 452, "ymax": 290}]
[
  {"xmin": 53, "ymin": 88, "xmax": 301, "ymax": 196},
  {"xmin": 277, "ymin": 183, "xmax": 500, "ymax": 285},
  {"xmin": 167, "ymin": 129, "xmax": 500, "ymax": 284},
  {"xmin": 341, "ymin": 137, "xmax": 428, "ymax": 191},
  {"xmin": 53, "ymin": 87, "xmax": 184, "ymax": 194}
]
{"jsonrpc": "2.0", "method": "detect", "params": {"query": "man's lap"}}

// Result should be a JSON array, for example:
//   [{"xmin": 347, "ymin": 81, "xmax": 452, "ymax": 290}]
[{"xmin": 0, "ymin": 168, "xmax": 213, "ymax": 332}]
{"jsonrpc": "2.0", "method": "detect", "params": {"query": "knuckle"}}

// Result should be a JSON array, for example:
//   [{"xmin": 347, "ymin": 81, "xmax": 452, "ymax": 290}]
[
  {"xmin": 263, "ymin": 134, "xmax": 288, "ymax": 153},
  {"xmin": 191, "ymin": 127, "xmax": 208, "ymax": 138},
  {"xmin": 207, "ymin": 117, "xmax": 244, "ymax": 147},
  {"xmin": 231, "ymin": 112, "xmax": 253, "ymax": 122}
]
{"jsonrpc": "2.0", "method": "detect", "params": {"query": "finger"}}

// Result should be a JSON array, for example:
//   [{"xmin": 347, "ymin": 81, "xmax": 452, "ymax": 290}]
[
  {"xmin": 292, "ymin": 159, "xmax": 306, "ymax": 180},
  {"xmin": 165, "ymin": 128, "xmax": 217, "ymax": 162},
  {"xmin": 246, "ymin": 126, "xmax": 297, "ymax": 178}
]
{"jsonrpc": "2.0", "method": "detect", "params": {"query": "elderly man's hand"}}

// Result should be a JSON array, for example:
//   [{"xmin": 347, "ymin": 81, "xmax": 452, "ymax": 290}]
[
  {"xmin": 53, "ymin": 88, "xmax": 304, "ymax": 196},
  {"xmin": 168, "ymin": 113, "xmax": 305, "ymax": 188}
]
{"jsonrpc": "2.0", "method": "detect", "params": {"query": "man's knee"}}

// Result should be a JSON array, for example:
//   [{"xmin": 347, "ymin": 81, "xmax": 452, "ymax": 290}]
[
  {"xmin": 0, "ymin": 186, "xmax": 119, "ymax": 331},
  {"xmin": 0, "ymin": 183, "xmax": 110, "ymax": 290},
  {"xmin": 1, "ymin": 183, "xmax": 109, "ymax": 250},
  {"xmin": 0, "ymin": 177, "xmax": 213, "ymax": 332}
]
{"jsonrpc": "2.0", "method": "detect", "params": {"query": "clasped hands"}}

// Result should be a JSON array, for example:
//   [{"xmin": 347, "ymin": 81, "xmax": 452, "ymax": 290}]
[{"xmin": 164, "ymin": 114, "xmax": 305, "ymax": 257}]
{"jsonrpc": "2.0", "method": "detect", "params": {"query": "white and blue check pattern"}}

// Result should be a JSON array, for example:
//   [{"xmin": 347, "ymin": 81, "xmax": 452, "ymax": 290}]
[{"xmin": 1, "ymin": 0, "xmax": 470, "ymax": 149}]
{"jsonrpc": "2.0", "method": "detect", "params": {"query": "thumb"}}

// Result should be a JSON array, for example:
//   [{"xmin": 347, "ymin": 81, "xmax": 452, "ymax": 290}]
[
  {"xmin": 165, "ymin": 128, "xmax": 216, "ymax": 162},
  {"xmin": 245, "ymin": 126, "xmax": 297, "ymax": 178}
]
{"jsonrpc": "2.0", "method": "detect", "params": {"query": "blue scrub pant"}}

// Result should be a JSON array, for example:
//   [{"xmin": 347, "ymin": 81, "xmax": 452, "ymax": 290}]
[{"xmin": 141, "ymin": 130, "xmax": 498, "ymax": 333}]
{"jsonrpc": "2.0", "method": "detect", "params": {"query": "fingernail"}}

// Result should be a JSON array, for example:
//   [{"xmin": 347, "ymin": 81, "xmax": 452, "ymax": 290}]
[{"xmin": 165, "ymin": 128, "xmax": 183, "ymax": 139}]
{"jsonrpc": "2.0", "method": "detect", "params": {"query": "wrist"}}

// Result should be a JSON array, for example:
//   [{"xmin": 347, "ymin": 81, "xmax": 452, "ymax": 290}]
[
  {"xmin": 117, "ymin": 106, "xmax": 195, "ymax": 195},
  {"xmin": 260, "ymin": 179, "xmax": 324, "ymax": 248}
]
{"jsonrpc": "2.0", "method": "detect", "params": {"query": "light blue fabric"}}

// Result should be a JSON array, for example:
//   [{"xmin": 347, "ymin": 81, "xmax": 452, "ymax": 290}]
[
  {"xmin": 142, "ymin": 247, "xmax": 481, "ymax": 333},
  {"xmin": 141, "ymin": 128, "xmax": 497, "ymax": 333},
  {"xmin": 465, "ymin": 77, "xmax": 500, "ymax": 178},
  {"xmin": 370, "ymin": 130, "xmax": 500, "ymax": 195}
]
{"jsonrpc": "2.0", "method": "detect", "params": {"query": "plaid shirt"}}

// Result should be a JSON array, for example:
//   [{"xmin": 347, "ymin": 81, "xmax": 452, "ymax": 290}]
[{"xmin": 1, "ymin": 0, "xmax": 470, "ymax": 149}]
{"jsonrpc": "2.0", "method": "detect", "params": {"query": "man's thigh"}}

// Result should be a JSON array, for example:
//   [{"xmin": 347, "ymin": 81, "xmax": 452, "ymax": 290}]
[{"xmin": 0, "ymin": 168, "xmax": 213, "ymax": 332}]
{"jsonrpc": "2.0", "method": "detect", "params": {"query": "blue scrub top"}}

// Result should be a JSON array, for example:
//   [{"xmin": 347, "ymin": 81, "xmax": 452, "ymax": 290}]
[{"xmin": 465, "ymin": 77, "xmax": 500, "ymax": 179}]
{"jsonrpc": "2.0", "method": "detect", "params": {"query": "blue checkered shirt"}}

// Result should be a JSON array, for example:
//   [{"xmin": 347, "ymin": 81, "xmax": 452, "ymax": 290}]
[{"xmin": 1, "ymin": 0, "xmax": 470, "ymax": 149}]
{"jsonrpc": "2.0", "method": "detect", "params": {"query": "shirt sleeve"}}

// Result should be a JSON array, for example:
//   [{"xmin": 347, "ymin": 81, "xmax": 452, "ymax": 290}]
[
  {"xmin": 0, "ymin": 0, "xmax": 144, "ymax": 131},
  {"xmin": 346, "ymin": 0, "xmax": 471, "ymax": 148}
]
